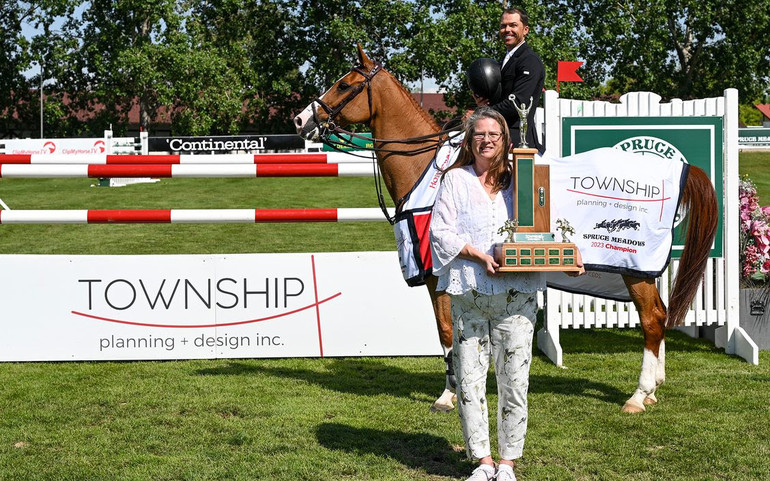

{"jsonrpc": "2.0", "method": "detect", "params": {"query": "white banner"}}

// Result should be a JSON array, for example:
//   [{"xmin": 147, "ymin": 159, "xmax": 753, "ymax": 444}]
[
  {"xmin": 0, "ymin": 252, "xmax": 440, "ymax": 361},
  {"xmin": 1, "ymin": 138, "xmax": 109, "ymax": 155},
  {"xmin": 0, "ymin": 137, "xmax": 138, "ymax": 155},
  {"xmin": 547, "ymin": 147, "xmax": 686, "ymax": 276}
]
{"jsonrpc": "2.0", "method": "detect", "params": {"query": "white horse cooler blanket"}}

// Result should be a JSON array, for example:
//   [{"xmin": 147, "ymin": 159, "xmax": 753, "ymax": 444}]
[
  {"xmin": 393, "ymin": 134, "xmax": 463, "ymax": 286},
  {"xmin": 394, "ymin": 145, "xmax": 688, "ymax": 299}
]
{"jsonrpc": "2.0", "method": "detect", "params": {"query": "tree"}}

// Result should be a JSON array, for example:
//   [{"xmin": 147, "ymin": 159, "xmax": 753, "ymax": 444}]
[
  {"xmin": 56, "ymin": 0, "xmax": 184, "ymax": 135},
  {"xmin": 293, "ymin": 0, "xmax": 430, "ymax": 91},
  {"xmin": 0, "ymin": 2, "xmax": 34, "ymax": 136},
  {"xmin": 6, "ymin": 0, "xmax": 768, "ymax": 137},
  {"xmin": 184, "ymin": 0, "xmax": 300, "ymax": 134},
  {"xmin": 565, "ymin": 0, "xmax": 770, "ymax": 101},
  {"xmin": 393, "ymin": 1, "xmax": 584, "ymax": 108}
]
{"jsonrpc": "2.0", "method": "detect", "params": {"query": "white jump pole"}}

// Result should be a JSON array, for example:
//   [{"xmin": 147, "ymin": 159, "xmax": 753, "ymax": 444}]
[
  {"xmin": 0, "ymin": 208, "xmax": 385, "ymax": 224},
  {"xmin": 0, "ymin": 163, "xmax": 374, "ymax": 178},
  {"xmin": 0, "ymin": 152, "xmax": 373, "ymax": 165}
]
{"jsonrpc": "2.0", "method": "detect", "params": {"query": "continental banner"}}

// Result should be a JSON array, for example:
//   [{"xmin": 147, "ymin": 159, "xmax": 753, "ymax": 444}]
[{"xmin": 148, "ymin": 134, "xmax": 305, "ymax": 154}]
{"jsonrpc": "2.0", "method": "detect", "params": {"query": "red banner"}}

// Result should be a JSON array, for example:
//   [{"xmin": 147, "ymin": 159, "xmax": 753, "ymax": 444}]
[
  {"xmin": 557, "ymin": 61, "xmax": 584, "ymax": 82},
  {"xmin": 557, "ymin": 61, "xmax": 584, "ymax": 93}
]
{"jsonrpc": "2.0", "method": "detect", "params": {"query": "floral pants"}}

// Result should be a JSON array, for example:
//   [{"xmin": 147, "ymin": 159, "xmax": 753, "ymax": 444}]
[{"xmin": 451, "ymin": 289, "xmax": 537, "ymax": 461}]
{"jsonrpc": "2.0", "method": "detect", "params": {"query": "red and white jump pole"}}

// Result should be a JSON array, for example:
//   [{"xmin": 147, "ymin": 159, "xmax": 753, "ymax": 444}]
[
  {"xmin": 0, "ymin": 163, "xmax": 373, "ymax": 178},
  {"xmin": 0, "ymin": 208, "xmax": 385, "ymax": 224},
  {"xmin": 0, "ymin": 152, "xmax": 372, "ymax": 165}
]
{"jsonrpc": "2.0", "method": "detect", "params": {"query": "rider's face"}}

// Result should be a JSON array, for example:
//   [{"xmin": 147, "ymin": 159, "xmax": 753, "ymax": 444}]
[{"xmin": 499, "ymin": 12, "xmax": 529, "ymax": 51}]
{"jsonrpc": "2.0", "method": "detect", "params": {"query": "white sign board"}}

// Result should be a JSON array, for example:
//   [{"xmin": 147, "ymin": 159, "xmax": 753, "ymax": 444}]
[
  {"xmin": 1, "ymin": 138, "xmax": 109, "ymax": 155},
  {"xmin": 0, "ymin": 137, "xmax": 138, "ymax": 155},
  {"xmin": 0, "ymin": 252, "xmax": 440, "ymax": 361}
]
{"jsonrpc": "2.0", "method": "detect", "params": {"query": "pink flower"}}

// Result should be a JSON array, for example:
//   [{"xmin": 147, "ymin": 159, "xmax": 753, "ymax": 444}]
[{"xmin": 740, "ymin": 176, "xmax": 770, "ymax": 285}]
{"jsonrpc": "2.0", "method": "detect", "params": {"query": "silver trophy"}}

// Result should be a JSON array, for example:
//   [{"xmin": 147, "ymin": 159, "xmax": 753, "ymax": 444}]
[{"xmin": 509, "ymin": 94, "xmax": 533, "ymax": 148}]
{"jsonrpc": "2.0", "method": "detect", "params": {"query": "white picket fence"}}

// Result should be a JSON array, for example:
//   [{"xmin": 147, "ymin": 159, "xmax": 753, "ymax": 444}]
[{"xmin": 538, "ymin": 88, "xmax": 757, "ymax": 365}]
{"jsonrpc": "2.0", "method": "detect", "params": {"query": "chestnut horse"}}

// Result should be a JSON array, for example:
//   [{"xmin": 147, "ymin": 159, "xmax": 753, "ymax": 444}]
[{"xmin": 294, "ymin": 46, "xmax": 718, "ymax": 413}]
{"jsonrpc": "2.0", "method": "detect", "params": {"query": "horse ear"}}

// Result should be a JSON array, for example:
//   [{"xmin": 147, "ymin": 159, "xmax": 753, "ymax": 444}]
[{"xmin": 356, "ymin": 43, "xmax": 373, "ymax": 68}]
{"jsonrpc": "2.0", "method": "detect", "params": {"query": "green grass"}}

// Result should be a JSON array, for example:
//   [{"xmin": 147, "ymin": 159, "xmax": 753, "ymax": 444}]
[
  {"xmin": 0, "ymin": 332, "xmax": 768, "ymax": 480},
  {"xmin": 0, "ymin": 151, "xmax": 769, "ymax": 480},
  {"xmin": 739, "ymin": 150, "xmax": 770, "ymax": 202}
]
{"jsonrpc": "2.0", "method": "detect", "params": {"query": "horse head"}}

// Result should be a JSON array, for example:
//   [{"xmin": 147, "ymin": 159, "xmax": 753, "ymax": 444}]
[{"xmin": 294, "ymin": 45, "xmax": 382, "ymax": 141}]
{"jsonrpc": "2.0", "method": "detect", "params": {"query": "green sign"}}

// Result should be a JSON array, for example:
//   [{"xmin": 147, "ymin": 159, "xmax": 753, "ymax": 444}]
[
  {"xmin": 738, "ymin": 127, "xmax": 770, "ymax": 146},
  {"xmin": 322, "ymin": 133, "xmax": 373, "ymax": 151},
  {"xmin": 562, "ymin": 116, "xmax": 723, "ymax": 257}
]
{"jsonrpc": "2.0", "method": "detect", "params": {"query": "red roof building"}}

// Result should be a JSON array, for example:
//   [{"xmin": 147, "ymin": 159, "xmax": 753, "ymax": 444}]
[{"xmin": 756, "ymin": 104, "xmax": 770, "ymax": 127}]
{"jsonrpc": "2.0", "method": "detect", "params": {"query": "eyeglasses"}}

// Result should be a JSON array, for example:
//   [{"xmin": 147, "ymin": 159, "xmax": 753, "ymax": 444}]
[{"xmin": 472, "ymin": 131, "xmax": 503, "ymax": 142}]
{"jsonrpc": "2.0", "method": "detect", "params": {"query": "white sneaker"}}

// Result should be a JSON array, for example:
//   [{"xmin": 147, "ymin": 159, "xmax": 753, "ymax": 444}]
[
  {"xmin": 465, "ymin": 463, "xmax": 496, "ymax": 481},
  {"xmin": 496, "ymin": 464, "xmax": 517, "ymax": 481}
]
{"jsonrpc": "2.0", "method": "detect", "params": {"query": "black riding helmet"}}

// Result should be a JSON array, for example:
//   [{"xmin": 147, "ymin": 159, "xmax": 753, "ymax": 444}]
[{"xmin": 466, "ymin": 58, "xmax": 502, "ymax": 104}]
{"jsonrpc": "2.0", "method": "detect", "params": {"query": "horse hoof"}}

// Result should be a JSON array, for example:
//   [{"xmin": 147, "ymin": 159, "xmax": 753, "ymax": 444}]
[
  {"xmin": 430, "ymin": 400, "xmax": 454, "ymax": 413},
  {"xmin": 430, "ymin": 389, "xmax": 456, "ymax": 413},
  {"xmin": 621, "ymin": 400, "xmax": 646, "ymax": 413},
  {"xmin": 643, "ymin": 394, "xmax": 658, "ymax": 405}
]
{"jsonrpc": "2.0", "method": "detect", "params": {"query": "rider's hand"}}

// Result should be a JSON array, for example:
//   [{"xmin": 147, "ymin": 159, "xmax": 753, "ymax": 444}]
[{"xmin": 472, "ymin": 93, "xmax": 490, "ymax": 107}]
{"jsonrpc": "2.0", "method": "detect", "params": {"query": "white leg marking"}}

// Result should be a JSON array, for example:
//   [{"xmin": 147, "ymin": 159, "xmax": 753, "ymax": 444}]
[
  {"xmin": 656, "ymin": 339, "xmax": 666, "ymax": 387},
  {"xmin": 431, "ymin": 388, "xmax": 456, "ymax": 413},
  {"xmin": 623, "ymin": 347, "xmax": 659, "ymax": 413}
]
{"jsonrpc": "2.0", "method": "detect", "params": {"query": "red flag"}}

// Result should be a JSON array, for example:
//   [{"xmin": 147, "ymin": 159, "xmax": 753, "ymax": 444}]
[{"xmin": 557, "ymin": 61, "xmax": 584, "ymax": 83}]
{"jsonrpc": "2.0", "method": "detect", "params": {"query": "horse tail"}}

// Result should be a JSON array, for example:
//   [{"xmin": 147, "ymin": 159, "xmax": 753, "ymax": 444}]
[{"xmin": 666, "ymin": 165, "xmax": 719, "ymax": 329}]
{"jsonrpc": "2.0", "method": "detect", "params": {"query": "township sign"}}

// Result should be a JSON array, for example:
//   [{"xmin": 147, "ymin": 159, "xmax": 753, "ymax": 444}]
[{"xmin": 561, "ymin": 116, "xmax": 724, "ymax": 257}]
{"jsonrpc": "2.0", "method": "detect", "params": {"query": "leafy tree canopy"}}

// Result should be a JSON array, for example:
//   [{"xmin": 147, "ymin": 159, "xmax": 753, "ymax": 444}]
[{"xmin": 3, "ymin": 0, "xmax": 768, "ymax": 136}]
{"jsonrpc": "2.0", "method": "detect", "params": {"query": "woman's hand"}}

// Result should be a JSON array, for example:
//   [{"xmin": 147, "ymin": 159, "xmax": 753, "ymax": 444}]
[
  {"xmin": 481, "ymin": 253, "xmax": 500, "ymax": 276},
  {"xmin": 459, "ymin": 244, "xmax": 500, "ymax": 276},
  {"xmin": 566, "ymin": 246, "xmax": 586, "ymax": 277}
]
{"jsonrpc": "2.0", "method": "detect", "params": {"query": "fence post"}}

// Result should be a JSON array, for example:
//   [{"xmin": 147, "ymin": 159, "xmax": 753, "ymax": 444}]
[
  {"xmin": 536, "ymin": 89, "xmax": 564, "ymax": 366},
  {"xmin": 717, "ymin": 88, "xmax": 758, "ymax": 363},
  {"xmin": 140, "ymin": 131, "xmax": 149, "ymax": 155}
]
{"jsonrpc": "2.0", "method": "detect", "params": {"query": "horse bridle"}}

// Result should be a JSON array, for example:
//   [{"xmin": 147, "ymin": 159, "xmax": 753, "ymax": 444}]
[
  {"xmin": 312, "ymin": 62, "xmax": 460, "ymax": 155},
  {"xmin": 313, "ymin": 62, "xmax": 382, "ymax": 137},
  {"xmin": 310, "ymin": 61, "xmax": 462, "ymax": 224}
]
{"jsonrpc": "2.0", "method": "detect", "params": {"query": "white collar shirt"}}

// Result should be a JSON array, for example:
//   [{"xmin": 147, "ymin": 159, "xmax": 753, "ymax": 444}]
[
  {"xmin": 502, "ymin": 41, "xmax": 525, "ymax": 69},
  {"xmin": 430, "ymin": 165, "xmax": 545, "ymax": 295}
]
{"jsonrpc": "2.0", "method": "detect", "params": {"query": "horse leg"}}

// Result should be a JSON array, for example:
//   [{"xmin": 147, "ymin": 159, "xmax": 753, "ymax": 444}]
[
  {"xmin": 622, "ymin": 276, "xmax": 667, "ymax": 413},
  {"xmin": 425, "ymin": 276, "xmax": 456, "ymax": 412},
  {"xmin": 642, "ymin": 338, "xmax": 666, "ymax": 405}
]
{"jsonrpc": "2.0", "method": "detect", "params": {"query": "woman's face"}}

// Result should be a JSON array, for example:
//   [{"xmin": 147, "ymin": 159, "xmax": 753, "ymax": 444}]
[{"xmin": 471, "ymin": 117, "xmax": 504, "ymax": 164}]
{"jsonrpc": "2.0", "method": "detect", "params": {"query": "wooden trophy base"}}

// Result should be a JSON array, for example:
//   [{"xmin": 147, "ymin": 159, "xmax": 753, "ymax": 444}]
[{"xmin": 494, "ymin": 241, "xmax": 582, "ymax": 272}]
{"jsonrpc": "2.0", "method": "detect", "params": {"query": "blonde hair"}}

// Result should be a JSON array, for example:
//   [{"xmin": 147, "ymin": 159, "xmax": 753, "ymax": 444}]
[{"xmin": 444, "ymin": 107, "xmax": 512, "ymax": 193}]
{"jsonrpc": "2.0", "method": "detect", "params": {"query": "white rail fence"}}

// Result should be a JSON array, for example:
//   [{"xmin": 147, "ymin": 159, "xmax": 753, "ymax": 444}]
[{"xmin": 539, "ymin": 88, "xmax": 756, "ymax": 365}]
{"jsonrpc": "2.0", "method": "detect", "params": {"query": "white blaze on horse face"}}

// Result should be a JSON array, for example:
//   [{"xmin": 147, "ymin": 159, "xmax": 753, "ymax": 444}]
[
  {"xmin": 294, "ymin": 103, "xmax": 319, "ymax": 139},
  {"xmin": 294, "ymin": 72, "xmax": 352, "ymax": 140}
]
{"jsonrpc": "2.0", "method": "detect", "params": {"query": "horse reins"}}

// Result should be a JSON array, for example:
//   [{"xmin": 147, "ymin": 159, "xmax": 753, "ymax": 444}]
[
  {"xmin": 310, "ymin": 62, "xmax": 462, "ymax": 223},
  {"xmin": 314, "ymin": 63, "xmax": 382, "ymax": 137}
]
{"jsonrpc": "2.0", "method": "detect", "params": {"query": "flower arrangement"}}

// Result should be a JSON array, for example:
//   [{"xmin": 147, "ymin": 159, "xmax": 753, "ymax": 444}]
[{"xmin": 739, "ymin": 175, "xmax": 770, "ymax": 287}]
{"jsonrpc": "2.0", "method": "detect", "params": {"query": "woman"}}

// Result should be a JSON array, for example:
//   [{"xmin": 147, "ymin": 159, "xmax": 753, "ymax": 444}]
[{"xmin": 430, "ymin": 107, "xmax": 543, "ymax": 481}]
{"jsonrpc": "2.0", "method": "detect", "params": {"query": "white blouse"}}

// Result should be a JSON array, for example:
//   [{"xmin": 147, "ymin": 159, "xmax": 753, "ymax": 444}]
[{"xmin": 430, "ymin": 165, "xmax": 545, "ymax": 295}]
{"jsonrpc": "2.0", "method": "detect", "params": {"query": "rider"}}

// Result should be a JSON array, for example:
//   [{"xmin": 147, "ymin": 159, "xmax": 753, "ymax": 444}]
[{"xmin": 468, "ymin": 7, "xmax": 545, "ymax": 153}]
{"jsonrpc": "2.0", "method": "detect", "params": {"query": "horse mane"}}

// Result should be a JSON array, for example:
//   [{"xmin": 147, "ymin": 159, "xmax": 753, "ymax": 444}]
[{"xmin": 380, "ymin": 68, "xmax": 442, "ymax": 132}]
